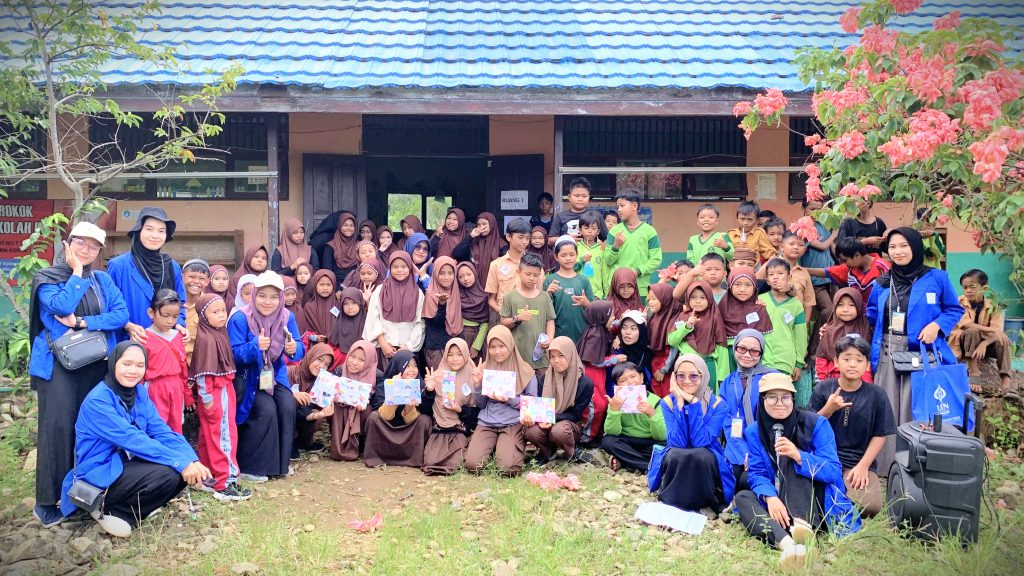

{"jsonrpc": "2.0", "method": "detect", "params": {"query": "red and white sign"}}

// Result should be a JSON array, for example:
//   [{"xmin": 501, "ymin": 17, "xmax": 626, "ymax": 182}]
[{"xmin": 0, "ymin": 199, "xmax": 54, "ymax": 283}]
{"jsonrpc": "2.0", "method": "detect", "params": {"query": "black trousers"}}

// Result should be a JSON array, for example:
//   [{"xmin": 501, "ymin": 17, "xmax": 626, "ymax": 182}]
[
  {"xmin": 34, "ymin": 360, "xmax": 106, "ymax": 506},
  {"xmin": 237, "ymin": 388, "xmax": 296, "ymax": 476},
  {"xmin": 104, "ymin": 459, "xmax": 186, "ymax": 525},
  {"xmin": 733, "ymin": 464, "xmax": 750, "ymax": 494},
  {"xmin": 657, "ymin": 448, "xmax": 724, "ymax": 512},
  {"xmin": 735, "ymin": 462, "xmax": 826, "ymax": 546},
  {"xmin": 600, "ymin": 435, "xmax": 659, "ymax": 472}
]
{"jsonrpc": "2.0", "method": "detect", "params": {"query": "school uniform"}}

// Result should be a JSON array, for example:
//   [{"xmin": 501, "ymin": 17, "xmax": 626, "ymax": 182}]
[
  {"xmin": 605, "ymin": 222, "xmax": 663, "ymax": 298},
  {"xmin": 59, "ymin": 383, "xmax": 193, "ymax": 524},
  {"xmin": 575, "ymin": 240, "xmax": 608, "ymax": 299},
  {"xmin": 465, "ymin": 376, "xmax": 539, "ymax": 477},
  {"xmin": 824, "ymin": 257, "xmax": 890, "ymax": 302},
  {"xmin": 600, "ymin": 392, "xmax": 667, "ymax": 472},
  {"xmin": 106, "ymin": 253, "xmax": 186, "ymax": 341},
  {"xmin": 727, "ymin": 228, "xmax": 776, "ymax": 264},
  {"xmin": 654, "ymin": 394, "xmax": 734, "ymax": 511},
  {"xmin": 666, "ymin": 325, "xmax": 730, "ymax": 390},
  {"xmin": 228, "ymin": 312, "xmax": 305, "ymax": 477},
  {"xmin": 758, "ymin": 294, "xmax": 808, "ymax": 377},
  {"xmin": 687, "ymin": 232, "xmax": 733, "ymax": 264},
  {"xmin": 142, "ymin": 328, "xmax": 190, "ymax": 433},
  {"xmin": 195, "ymin": 374, "xmax": 239, "ymax": 491}
]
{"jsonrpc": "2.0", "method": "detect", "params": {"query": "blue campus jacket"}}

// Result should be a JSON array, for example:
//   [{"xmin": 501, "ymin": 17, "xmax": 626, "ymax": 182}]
[
  {"xmin": 865, "ymin": 269, "xmax": 964, "ymax": 371},
  {"xmin": 228, "ymin": 311, "xmax": 305, "ymax": 424},
  {"xmin": 719, "ymin": 370, "xmax": 778, "ymax": 467},
  {"xmin": 744, "ymin": 416, "xmax": 862, "ymax": 537},
  {"xmin": 106, "ymin": 253, "xmax": 186, "ymax": 341},
  {"xmin": 29, "ymin": 272, "xmax": 129, "ymax": 381},
  {"xmin": 59, "ymin": 382, "xmax": 197, "ymax": 517},
  {"xmin": 658, "ymin": 394, "xmax": 735, "ymax": 503}
]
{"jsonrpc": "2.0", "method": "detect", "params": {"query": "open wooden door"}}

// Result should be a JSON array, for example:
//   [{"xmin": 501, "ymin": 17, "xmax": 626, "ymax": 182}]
[
  {"xmin": 302, "ymin": 154, "xmax": 367, "ymax": 232},
  {"xmin": 485, "ymin": 154, "xmax": 545, "ymax": 229}
]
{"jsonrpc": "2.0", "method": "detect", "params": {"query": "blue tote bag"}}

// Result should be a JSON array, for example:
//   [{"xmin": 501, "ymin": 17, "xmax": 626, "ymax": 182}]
[{"xmin": 910, "ymin": 343, "xmax": 974, "ymax": 431}]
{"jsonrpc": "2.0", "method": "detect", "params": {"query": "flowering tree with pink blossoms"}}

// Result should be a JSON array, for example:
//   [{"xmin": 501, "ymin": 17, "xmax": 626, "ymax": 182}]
[{"xmin": 735, "ymin": 0, "xmax": 1024, "ymax": 283}]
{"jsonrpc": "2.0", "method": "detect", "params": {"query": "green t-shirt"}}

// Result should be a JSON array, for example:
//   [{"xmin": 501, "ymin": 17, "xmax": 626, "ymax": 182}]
[
  {"xmin": 544, "ymin": 272, "xmax": 595, "ymax": 343},
  {"xmin": 687, "ymin": 232, "xmax": 734, "ymax": 264},
  {"xmin": 605, "ymin": 221, "xmax": 663, "ymax": 297},
  {"xmin": 500, "ymin": 289, "xmax": 557, "ymax": 369},
  {"xmin": 758, "ymin": 292, "xmax": 808, "ymax": 375},
  {"xmin": 575, "ymin": 240, "xmax": 608, "ymax": 299}
]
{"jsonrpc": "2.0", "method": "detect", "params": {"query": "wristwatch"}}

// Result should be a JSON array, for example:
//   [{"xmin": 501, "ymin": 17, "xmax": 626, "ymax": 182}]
[{"xmin": 75, "ymin": 318, "xmax": 84, "ymax": 330}]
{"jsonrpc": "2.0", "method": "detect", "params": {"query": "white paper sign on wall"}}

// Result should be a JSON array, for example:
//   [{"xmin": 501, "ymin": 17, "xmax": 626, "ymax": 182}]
[
  {"xmin": 500, "ymin": 189, "xmax": 529, "ymax": 211},
  {"xmin": 756, "ymin": 174, "xmax": 776, "ymax": 201}
]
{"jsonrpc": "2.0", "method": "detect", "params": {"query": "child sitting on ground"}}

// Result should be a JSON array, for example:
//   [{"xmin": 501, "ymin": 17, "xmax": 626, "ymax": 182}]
[
  {"xmin": 600, "ymin": 362, "xmax": 667, "ymax": 473},
  {"xmin": 950, "ymin": 269, "xmax": 1017, "ymax": 399}
]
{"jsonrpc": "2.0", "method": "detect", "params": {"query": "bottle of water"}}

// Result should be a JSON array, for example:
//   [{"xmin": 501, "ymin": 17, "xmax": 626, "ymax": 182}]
[{"xmin": 532, "ymin": 334, "xmax": 549, "ymax": 362}]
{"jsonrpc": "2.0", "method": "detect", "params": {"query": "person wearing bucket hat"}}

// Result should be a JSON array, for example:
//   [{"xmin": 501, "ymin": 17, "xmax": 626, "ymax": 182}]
[
  {"xmin": 228, "ymin": 271, "xmax": 305, "ymax": 482},
  {"xmin": 29, "ymin": 221, "xmax": 129, "ymax": 528},
  {"xmin": 106, "ymin": 207, "xmax": 187, "ymax": 343},
  {"xmin": 734, "ymin": 373, "xmax": 860, "ymax": 569}
]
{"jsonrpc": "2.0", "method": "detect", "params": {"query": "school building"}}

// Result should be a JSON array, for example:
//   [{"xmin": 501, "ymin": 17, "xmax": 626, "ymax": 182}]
[{"xmin": 3, "ymin": 1, "xmax": 1024, "ymax": 311}]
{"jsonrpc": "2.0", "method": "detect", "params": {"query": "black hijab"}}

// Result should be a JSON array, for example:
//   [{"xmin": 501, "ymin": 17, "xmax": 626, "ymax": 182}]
[
  {"xmin": 755, "ymin": 392, "xmax": 817, "ymax": 465},
  {"xmin": 128, "ymin": 209, "xmax": 177, "ymax": 293},
  {"xmin": 878, "ymin": 227, "xmax": 930, "ymax": 306},
  {"xmin": 618, "ymin": 313, "xmax": 652, "ymax": 388},
  {"xmin": 105, "ymin": 341, "xmax": 147, "ymax": 412}
]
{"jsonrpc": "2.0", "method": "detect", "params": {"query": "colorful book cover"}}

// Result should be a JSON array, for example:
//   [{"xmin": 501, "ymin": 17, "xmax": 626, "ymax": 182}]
[
  {"xmin": 617, "ymin": 385, "xmax": 647, "ymax": 414},
  {"xmin": 336, "ymin": 375, "xmax": 373, "ymax": 410},
  {"xmin": 384, "ymin": 378, "xmax": 421, "ymax": 406},
  {"xmin": 520, "ymin": 396, "xmax": 556, "ymax": 424},
  {"xmin": 309, "ymin": 369, "xmax": 339, "ymax": 408},
  {"xmin": 482, "ymin": 369, "xmax": 517, "ymax": 398},
  {"xmin": 441, "ymin": 371, "xmax": 457, "ymax": 408}
]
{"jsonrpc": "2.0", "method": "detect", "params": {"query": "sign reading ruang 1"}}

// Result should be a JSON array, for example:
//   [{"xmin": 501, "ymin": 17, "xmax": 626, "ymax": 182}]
[
  {"xmin": 0, "ymin": 199, "xmax": 55, "ymax": 284},
  {"xmin": 499, "ymin": 189, "xmax": 529, "ymax": 211}
]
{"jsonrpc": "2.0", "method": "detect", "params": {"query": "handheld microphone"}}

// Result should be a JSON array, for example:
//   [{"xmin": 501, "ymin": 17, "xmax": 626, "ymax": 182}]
[
  {"xmin": 772, "ymin": 423, "xmax": 784, "ymax": 443},
  {"xmin": 772, "ymin": 423, "xmax": 785, "ymax": 491}
]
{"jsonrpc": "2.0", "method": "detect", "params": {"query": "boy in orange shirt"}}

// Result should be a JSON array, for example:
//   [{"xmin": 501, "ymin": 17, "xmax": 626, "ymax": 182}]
[{"xmin": 727, "ymin": 201, "xmax": 777, "ymax": 265}]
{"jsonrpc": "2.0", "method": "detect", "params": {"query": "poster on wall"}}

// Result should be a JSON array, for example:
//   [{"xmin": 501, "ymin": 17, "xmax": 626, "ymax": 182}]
[{"xmin": 0, "ymin": 199, "xmax": 54, "ymax": 284}]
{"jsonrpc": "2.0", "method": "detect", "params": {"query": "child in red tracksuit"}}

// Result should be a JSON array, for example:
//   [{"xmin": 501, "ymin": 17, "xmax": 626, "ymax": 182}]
[
  {"xmin": 190, "ymin": 293, "xmax": 251, "ymax": 501},
  {"xmin": 142, "ymin": 289, "xmax": 191, "ymax": 433}
]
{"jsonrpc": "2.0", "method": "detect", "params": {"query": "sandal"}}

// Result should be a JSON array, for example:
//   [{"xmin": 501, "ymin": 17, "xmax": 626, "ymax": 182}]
[{"xmin": 1003, "ymin": 384, "xmax": 1021, "ymax": 402}]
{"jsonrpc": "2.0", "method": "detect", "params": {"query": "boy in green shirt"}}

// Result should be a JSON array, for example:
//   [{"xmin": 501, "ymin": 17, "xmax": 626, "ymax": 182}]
[
  {"xmin": 574, "ymin": 210, "xmax": 608, "ymax": 299},
  {"xmin": 759, "ymin": 258, "xmax": 808, "ymax": 381},
  {"xmin": 600, "ymin": 362, "xmax": 667, "ymax": 473},
  {"xmin": 500, "ymin": 253, "xmax": 557, "ymax": 371},
  {"xmin": 687, "ymin": 203, "xmax": 733, "ymax": 265},
  {"xmin": 606, "ymin": 190, "xmax": 663, "ymax": 299},
  {"xmin": 546, "ymin": 236, "xmax": 594, "ymax": 342}
]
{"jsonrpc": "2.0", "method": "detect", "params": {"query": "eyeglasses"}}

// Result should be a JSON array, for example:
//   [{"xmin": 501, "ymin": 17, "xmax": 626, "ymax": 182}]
[
  {"xmin": 674, "ymin": 372, "xmax": 702, "ymax": 383},
  {"xmin": 764, "ymin": 394, "xmax": 794, "ymax": 406},
  {"xmin": 413, "ymin": 244, "xmax": 429, "ymax": 252},
  {"xmin": 735, "ymin": 344, "xmax": 762, "ymax": 358},
  {"xmin": 70, "ymin": 237, "xmax": 102, "ymax": 253}
]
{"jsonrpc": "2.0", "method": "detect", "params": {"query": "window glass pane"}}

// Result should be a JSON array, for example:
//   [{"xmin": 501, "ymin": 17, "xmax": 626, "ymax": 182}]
[
  {"xmin": 387, "ymin": 194, "xmax": 421, "ymax": 231},
  {"xmin": 155, "ymin": 159, "xmax": 226, "ymax": 199},
  {"xmin": 233, "ymin": 159, "xmax": 269, "ymax": 196},
  {"xmin": 96, "ymin": 176, "xmax": 146, "ymax": 195},
  {"xmin": 616, "ymin": 161, "xmax": 684, "ymax": 200},
  {"xmin": 425, "ymin": 196, "xmax": 453, "ymax": 230}
]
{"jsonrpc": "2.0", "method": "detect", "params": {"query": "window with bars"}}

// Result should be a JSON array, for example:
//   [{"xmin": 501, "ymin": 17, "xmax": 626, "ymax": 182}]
[
  {"xmin": 562, "ymin": 116, "xmax": 747, "ymax": 201},
  {"xmin": 0, "ymin": 123, "xmax": 47, "ymax": 199}
]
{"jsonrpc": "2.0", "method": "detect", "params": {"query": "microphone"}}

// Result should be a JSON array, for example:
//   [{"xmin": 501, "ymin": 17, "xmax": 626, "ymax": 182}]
[
  {"xmin": 772, "ymin": 423, "xmax": 784, "ymax": 444},
  {"xmin": 772, "ymin": 423, "xmax": 785, "ymax": 492}
]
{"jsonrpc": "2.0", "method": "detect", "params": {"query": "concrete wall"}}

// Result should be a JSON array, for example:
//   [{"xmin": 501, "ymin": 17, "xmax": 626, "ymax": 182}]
[{"xmin": 489, "ymin": 115, "xmax": 556, "ymax": 193}]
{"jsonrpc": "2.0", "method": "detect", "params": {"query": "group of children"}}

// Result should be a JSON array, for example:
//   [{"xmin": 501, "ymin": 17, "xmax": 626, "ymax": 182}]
[{"xmin": 110, "ymin": 180, "xmax": 1015, "ymax": 543}]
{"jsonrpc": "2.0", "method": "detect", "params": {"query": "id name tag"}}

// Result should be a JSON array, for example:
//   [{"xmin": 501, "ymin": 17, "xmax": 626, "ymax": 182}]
[
  {"xmin": 259, "ymin": 366, "xmax": 275, "ymax": 392},
  {"xmin": 926, "ymin": 292, "xmax": 937, "ymax": 305},
  {"xmin": 891, "ymin": 312, "xmax": 906, "ymax": 334},
  {"xmin": 731, "ymin": 417, "xmax": 744, "ymax": 438},
  {"xmin": 330, "ymin": 306, "xmax": 340, "ymax": 317},
  {"xmin": 745, "ymin": 312, "xmax": 760, "ymax": 324},
  {"xmin": 783, "ymin": 311, "xmax": 794, "ymax": 325}
]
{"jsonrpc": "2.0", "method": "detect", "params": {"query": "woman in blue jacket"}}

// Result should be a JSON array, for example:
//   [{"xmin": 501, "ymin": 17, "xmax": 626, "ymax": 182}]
[
  {"xmin": 229, "ymin": 271, "xmax": 304, "ymax": 483},
  {"xmin": 29, "ymin": 222, "xmax": 129, "ymax": 528},
  {"xmin": 734, "ymin": 373, "xmax": 860, "ymax": 570},
  {"xmin": 60, "ymin": 341, "xmax": 211, "ymax": 538},
  {"xmin": 651, "ymin": 354, "xmax": 734, "ymax": 513},
  {"xmin": 106, "ymin": 207, "xmax": 186, "ymax": 342},
  {"xmin": 866, "ymin": 227, "xmax": 964, "ymax": 475},
  {"xmin": 718, "ymin": 329, "xmax": 777, "ymax": 492}
]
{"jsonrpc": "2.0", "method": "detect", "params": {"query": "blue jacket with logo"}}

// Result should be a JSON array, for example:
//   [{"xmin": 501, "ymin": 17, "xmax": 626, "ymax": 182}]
[{"xmin": 106, "ymin": 253, "xmax": 186, "ymax": 341}]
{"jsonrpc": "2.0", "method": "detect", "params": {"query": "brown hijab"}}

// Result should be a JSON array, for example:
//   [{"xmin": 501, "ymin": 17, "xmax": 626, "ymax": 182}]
[
  {"xmin": 327, "ymin": 212, "xmax": 360, "ymax": 269},
  {"xmin": 543, "ymin": 336, "xmax": 583, "ymax": 413},
  {"xmin": 456, "ymin": 261, "xmax": 490, "ymax": 322},
  {"xmin": 336, "ymin": 340, "xmax": 379, "ymax": 445},
  {"xmin": 342, "ymin": 257, "xmax": 385, "ymax": 290},
  {"xmin": 282, "ymin": 276, "xmax": 303, "ymax": 319},
  {"xmin": 358, "ymin": 219, "xmax": 377, "ymax": 242},
  {"xmin": 483, "ymin": 325, "xmax": 534, "ymax": 394},
  {"xmin": 681, "ymin": 282, "xmax": 727, "ymax": 356},
  {"xmin": 432, "ymin": 338, "xmax": 474, "ymax": 428},
  {"xmin": 400, "ymin": 214, "xmax": 425, "ymax": 236},
  {"xmin": 815, "ymin": 287, "xmax": 872, "ymax": 361},
  {"xmin": 288, "ymin": 342, "xmax": 333, "ymax": 393},
  {"xmin": 719, "ymin": 267, "xmax": 773, "ymax": 337},
  {"xmin": 228, "ymin": 245, "xmax": 269, "ymax": 304},
  {"xmin": 329, "ymin": 287, "xmax": 367, "ymax": 351},
  {"xmin": 205, "ymin": 265, "xmax": 229, "ymax": 298},
  {"xmin": 609, "ymin": 268, "xmax": 643, "ymax": 319},
  {"xmin": 435, "ymin": 208, "xmax": 467, "ymax": 259},
  {"xmin": 421, "ymin": 256, "xmax": 463, "ymax": 335},
  {"xmin": 295, "ymin": 261, "xmax": 316, "ymax": 304},
  {"xmin": 277, "ymin": 218, "xmax": 312, "ymax": 269},
  {"xmin": 378, "ymin": 226, "xmax": 400, "ymax": 261},
  {"xmin": 527, "ymin": 226, "xmax": 556, "ymax": 271},
  {"xmin": 380, "ymin": 252, "xmax": 421, "ymax": 323},
  {"xmin": 189, "ymin": 294, "xmax": 235, "ymax": 382},
  {"xmin": 470, "ymin": 212, "xmax": 505, "ymax": 287},
  {"xmin": 577, "ymin": 300, "xmax": 614, "ymax": 365},
  {"xmin": 646, "ymin": 283, "xmax": 682, "ymax": 351},
  {"xmin": 300, "ymin": 270, "xmax": 338, "ymax": 336}
]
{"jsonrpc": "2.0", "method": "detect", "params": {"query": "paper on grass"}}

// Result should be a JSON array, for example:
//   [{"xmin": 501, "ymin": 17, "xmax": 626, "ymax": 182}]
[{"xmin": 634, "ymin": 502, "xmax": 707, "ymax": 535}]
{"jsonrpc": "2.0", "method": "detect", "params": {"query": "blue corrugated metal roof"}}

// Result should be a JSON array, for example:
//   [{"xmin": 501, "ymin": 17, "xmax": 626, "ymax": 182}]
[{"xmin": 2, "ymin": 0, "xmax": 1022, "ymax": 91}]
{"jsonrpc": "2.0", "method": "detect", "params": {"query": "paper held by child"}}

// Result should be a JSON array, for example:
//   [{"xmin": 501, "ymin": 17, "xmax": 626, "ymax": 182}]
[
  {"xmin": 441, "ymin": 371, "xmax": 457, "ymax": 408},
  {"xmin": 336, "ymin": 375, "xmax": 373, "ymax": 410},
  {"xmin": 617, "ymin": 385, "xmax": 647, "ymax": 413},
  {"xmin": 520, "ymin": 396, "xmax": 556, "ymax": 424},
  {"xmin": 308, "ymin": 369, "xmax": 339, "ymax": 408},
  {"xmin": 482, "ymin": 369, "xmax": 517, "ymax": 398},
  {"xmin": 634, "ymin": 502, "xmax": 707, "ymax": 535},
  {"xmin": 384, "ymin": 378, "xmax": 421, "ymax": 406}
]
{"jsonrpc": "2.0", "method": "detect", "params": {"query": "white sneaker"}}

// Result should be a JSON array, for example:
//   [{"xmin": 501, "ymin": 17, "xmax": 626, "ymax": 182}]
[
  {"xmin": 779, "ymin": 544, "xmax": 807, "ymax": 570},
  {"xmin": 239, "ymin": 473, "xmax": 268, "ymax": 484},
  {"xmin": 791, "ymin": 519, "xmax": 814, "ymax": 545},
  {"xmin": 286, "ymin": 466, "xmax": 295, "ymax": 477},
  {"xmin": 91, "ymin": 510, "xmax": 132, "ymax": 538}
]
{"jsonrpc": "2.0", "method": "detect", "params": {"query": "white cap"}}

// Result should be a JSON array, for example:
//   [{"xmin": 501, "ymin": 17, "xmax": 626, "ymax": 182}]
[
  {"xmin": 68, "ymin": 222, "xmax": 106, "ymax": 246},
  {"xmin": 253, "ymin": 271, "xmax": 284, "ymax": 292}
]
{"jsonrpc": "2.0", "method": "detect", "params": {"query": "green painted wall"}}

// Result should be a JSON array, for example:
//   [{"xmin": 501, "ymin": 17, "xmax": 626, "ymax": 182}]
[{"xmin": 947, "ymin": 252, "xmax": 1024, "ymax": 317}]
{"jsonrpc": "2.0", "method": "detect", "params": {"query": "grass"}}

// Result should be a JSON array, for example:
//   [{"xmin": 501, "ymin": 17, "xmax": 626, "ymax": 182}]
[{"xmin": 0, "ymin": 392, "xmax": 36, "ymax": 511}]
